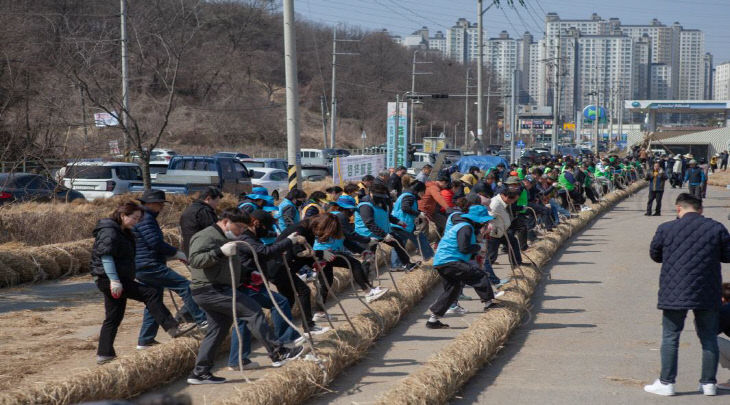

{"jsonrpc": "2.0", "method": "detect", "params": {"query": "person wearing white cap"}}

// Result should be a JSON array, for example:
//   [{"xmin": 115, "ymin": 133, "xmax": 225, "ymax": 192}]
[{"xmin": 684, "ymin": 159, "xmax": 706, "ymax": 199}]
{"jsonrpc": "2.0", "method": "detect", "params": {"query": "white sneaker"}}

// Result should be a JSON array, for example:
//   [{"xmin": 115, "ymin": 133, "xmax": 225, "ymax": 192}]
[
  {"xmin": 494, "ymin": 291, "xmax": 505, "ymax": 300},
  {"xmin": 699, "ymin": 383, "xmax": 717, "ymax": 396},
  {"xmin": 445, "ymin": 304, "xmax": 467, "ymax": 315},
  {"xmin": 312, "ymin": 312, "xmax": 330, "ymax": 322},
  {"xmin": 717, "ymin": 379, "xmax": 730, "ymax": 390},
  {"xmin": 643, "ymin": 379, "xmax": 675, "ymax": 396},
  {"xmin": 305, "ymin": 325, "xmax": 331, "ymax": 335},
  {"xmin": 365, "ymin": 287, "xmax": 388, "ymax": 303}
]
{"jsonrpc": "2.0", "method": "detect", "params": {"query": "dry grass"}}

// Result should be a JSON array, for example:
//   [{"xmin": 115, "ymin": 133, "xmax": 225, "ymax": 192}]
[
  {"xmin": 375, "ymin": 180, "xmax": 647, "ymax": 405},
  {"xmin": 0, "ymin": 264, "xmax": 355, "ymax": 405},
  {"xmin": 707, "ymin": 170, "xmax": 730, "ymax": 187}
]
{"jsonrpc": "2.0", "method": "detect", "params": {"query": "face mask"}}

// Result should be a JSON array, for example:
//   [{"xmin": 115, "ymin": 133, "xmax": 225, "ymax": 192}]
[{"xmin": 224, "ymin": 230, "xmax": 238, "ymax": 240}]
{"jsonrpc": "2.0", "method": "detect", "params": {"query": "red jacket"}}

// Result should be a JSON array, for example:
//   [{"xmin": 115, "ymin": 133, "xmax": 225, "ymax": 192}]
[
  {"xmin": 439, "ymin": 189, "xmax": 455, "ymax": 212},
  {"xmin": 418, "ymin": 181, "xmax": 450, "ymax": 217}
]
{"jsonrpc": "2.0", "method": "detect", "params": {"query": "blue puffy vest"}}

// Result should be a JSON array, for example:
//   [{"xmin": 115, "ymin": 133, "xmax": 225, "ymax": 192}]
[
  {"xmin": 354, "ymin": 201, "xmax": 391, "ymax": 239},
  {"xmin": 392, "ymin": 192, "xmax": 417, "ymax": 232},
  {"xmin": 275, "ymin": 198, "xmax": 300, "ymax": 232},
  {"xmin": 444, "ymin": 211, "xmax": 462, "ymax": 234},
  {"xmin": 313, "ymin": 237, "xmax": 345, "ymax": 252},
  {"xmin": 433, "ymin": 222, "xmax": 475, "ymax": 266}
]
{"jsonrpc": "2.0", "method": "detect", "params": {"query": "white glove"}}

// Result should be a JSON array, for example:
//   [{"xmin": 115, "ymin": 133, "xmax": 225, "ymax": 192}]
[
  {"xmin": 110, "ymin": 280, "xmax": 123, "ymax": 299},
  {"xmin": 321, "ymin": 250, "xmax": 335, "ymax": 262},
  {"xmin": 220, "ymin": 242, "xmax": 238, "ymax": 257},
  {"xmin": 383, "ymin": 234, "xmax": 396, "ymax": 243},
  {"xmin": 173, "ymin": 250, "xmax": 187, "ymax": 262},
  {"xmin": 287, "ymin": 232, "xmax": 307, "ymax": 245},
  {"xmin": 418, "ymin": 212, "xmax": 427, "ymax": 219},
  {"xmin": 368, "ymin": 237, "xmax": 379, "ymax": 248}
]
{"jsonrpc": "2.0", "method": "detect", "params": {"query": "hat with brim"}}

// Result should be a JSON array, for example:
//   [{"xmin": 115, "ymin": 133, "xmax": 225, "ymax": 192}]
[
  {"xmin": 504, "ymin": 176, "xmax": 521, "ymax": 185},
  {"xmin": 461, "ymin": 204, "xmax": 493, "ymax": 224},
  {"xmin": 139, "ymin": 189, "xmax": 170, "ymax": 204},
  {"xmin": 334, "ymin": 195, "xmax": 357, "ymax": 210},
  {"xmin": 251, "ymin": 186, "xmax": 269, "ymax": 196},
  {"xmin": 246, "ymin": 194, "xmax": 274, "ymax": 205}
]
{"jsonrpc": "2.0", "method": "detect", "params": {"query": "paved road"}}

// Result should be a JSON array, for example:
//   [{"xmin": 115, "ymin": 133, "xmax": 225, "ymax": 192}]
[
  {"xmin": 304, "ymin": 186, "xmax": 730, "ymax": 405},
  {"xmin": 453, "ymin": 186, "xmax": 730, "ymax": 404}
]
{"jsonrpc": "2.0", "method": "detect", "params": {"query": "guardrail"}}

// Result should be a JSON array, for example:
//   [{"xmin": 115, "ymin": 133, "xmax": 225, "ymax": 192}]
[{"xmin": 0, "ymin": 159, "xmax": 68, "ymax": 174}]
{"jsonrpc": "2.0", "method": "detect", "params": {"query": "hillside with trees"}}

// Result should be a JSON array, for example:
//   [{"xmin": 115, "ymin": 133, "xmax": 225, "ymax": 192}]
[{"xmin": 0, "ymin": 0, "xmax": 501, "ymax": 166}]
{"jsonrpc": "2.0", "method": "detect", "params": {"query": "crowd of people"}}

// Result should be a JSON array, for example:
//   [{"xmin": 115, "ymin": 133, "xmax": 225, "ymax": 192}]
[{"xmin": 89, "ymin": 153, "xmax": 648, "ymax": 385}]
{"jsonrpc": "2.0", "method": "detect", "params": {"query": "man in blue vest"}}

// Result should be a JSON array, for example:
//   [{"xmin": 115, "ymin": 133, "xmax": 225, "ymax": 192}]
[
  {"xmin": 426, "ymin": 205, "xmax": 505, "ymax": 329},
  {"xmin": 390, "ymin": 181, "xmax": 434, "ymax": 267},
  {"xmin": 684, "ymin": 159, "xmax": 706, "ymax": 199}
]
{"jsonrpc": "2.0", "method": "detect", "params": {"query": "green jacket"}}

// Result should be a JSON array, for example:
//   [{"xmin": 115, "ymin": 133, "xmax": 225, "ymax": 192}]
[
  {"xmin": 188, "ymin": 224, "xmax": 240, "ymax": 290},
  {"xmin": 558, "ymin": 171, "xmax": 575, "ymax": 191},
  {"xmin": 517, "ymin": 189, "xmax": 528, "ymax": 213}
]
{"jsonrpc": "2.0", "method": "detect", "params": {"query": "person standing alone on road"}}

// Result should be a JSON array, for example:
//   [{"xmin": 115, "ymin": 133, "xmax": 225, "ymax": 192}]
[
  {"xmin": 645, "ymin": 193, "xmax": 730, "ymax": 396},
  {"xmin": 645, "ymin": 162, "xmax": 667, "ymax": 216},
  {"xmin": 684, "ymin": 159, "xmax": 706, "ymax": 199}
]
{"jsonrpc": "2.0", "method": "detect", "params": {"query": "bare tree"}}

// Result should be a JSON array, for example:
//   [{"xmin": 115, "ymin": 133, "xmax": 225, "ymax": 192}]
[{"xmin": 60, "ymin": 0, "xmax": 201, "ymax": 189}]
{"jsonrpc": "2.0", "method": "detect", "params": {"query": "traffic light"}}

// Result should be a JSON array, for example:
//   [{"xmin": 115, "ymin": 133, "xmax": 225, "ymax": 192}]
[
  {"xmin": 431, "ymin": 94, "xmax": 449, "ymax": 99},
  {"xmin": 406, "ymin": 94, "xmax": 424, "ymax": 100}
]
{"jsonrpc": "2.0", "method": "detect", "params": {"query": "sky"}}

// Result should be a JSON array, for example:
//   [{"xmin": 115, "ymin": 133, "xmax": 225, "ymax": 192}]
[{"xmin": 296, "ymin": 0, "xmax": 730, "ymax": 63}]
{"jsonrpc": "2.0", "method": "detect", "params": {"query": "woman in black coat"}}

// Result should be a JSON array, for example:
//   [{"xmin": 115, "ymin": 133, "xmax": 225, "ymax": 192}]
[{"xmin": 92, "ymin": 202, "xmax": 189, "ymax": 364}]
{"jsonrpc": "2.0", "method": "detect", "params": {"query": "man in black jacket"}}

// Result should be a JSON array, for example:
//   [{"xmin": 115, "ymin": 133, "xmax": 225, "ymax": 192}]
[
  {"xmin": 645, "ymin": 193, "xmax": 730, "ymax": 396},
  {"xmin": 718, "ymin": 283, "xmax": 730, "ymax": 390},
  {"xmin": 180, "ymin": 187, "xmax": 222, "ymax": 256},
  {"xmin": 645, "ymin": 162, "xmax": 668, "ymax": 216},
  {"xmin": 387, "ymin": 166, "xmax": 407, "ymax": 198}
]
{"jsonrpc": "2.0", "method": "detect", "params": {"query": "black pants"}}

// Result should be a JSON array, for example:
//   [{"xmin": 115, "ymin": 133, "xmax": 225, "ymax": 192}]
[
  {"xmin": 585, "ymin": 185, "xmax": 599, "ymax": 203},
  {"xmin": 430, "ymin": 261, "xmax": 495, "ymax": 316},
  {"xmin": 646, "ymin": 190, "xmax": 663, "ymax": 214},
  {"xmin": 388, "ymin": 227, "xmax": 413, "ymax": 265},
  {"xmin": 95, "ymin": 277, "xmax": 177, "ymax": 357},
  {"xmin": 322, "ymin": 254, "xmax": 371, "ymax": 301},
  {"xmin": 191, "ymin": 285, "xmax": 281, "ymax": 376},
  {"xmin": 273, "ymin": 257, "xmax": 315, "ymax": 328},
  {"xmin": 689, "ymin": 185, "xmax": 703, "ymax": 199},
  {"xmin": 487, "ymin": 233, "xmax": 522, "ymax": 266}
]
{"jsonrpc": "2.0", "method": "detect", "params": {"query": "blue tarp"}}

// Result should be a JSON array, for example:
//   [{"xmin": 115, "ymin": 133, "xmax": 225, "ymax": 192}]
[{"xmin": 453, "ymin": 155, "xmax": 509, "ymax": 173}]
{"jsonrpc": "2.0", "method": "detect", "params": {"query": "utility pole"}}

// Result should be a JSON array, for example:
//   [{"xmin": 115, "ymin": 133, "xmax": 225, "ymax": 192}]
[
  {"xmin": 551, "ymin": 31, "xmax": 560, "ymax": 155},
  {"xmin": 594, "ymin": 63, "xmax": 600, "ymax": 156},
  {"xmin": 476, "ymin": 0, "xmax": 484, "ymax": 153},
  {"xmin": 119, "ymin": 0, "xmax": 130, "ymax": 153},
  {"xmin": 329, "ymin": 27, "xmax": 337, "ymax": 149},
  {"xmin": 410, "ymin": 50, "xmax": 432, "ymax": 144},
  {"xmin": 329, "ymin": 27, "xmax": 359, "ymax": 149},
  {"xmin": 617, "ymin": 84, "xmax": 624, "ymax": 152},
  {"xmin": 320, "ymin": 96, "xmax": 328, "ymax": 148},
  {"xmin": 486, "ymin": 76, "xmax": 492, "ymax": 145},
  {"xmin": 511, "ymin": 68, "xmax": 518, "ymax": 164},
  {"xmin": 283, "ymin": 0, "xmax": 301, "ymax": 189},
  {"xmin": 464, "ymin": 68, "xmax": 470, "ymax": 148}
]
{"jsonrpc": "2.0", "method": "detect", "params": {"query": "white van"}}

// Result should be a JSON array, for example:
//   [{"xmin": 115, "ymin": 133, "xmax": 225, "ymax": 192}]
[
  {"xmin": 300, "ymin": 148, "xmax": 349, "ymax": 166},
  {"xmin": 62, "ymin": 162, "xmax": 142, "ymax": 200}
]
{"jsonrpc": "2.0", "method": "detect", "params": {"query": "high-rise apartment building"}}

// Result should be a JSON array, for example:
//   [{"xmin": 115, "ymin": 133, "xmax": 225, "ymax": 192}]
[
  {"xmin": 428, "ymin": 31, "xmax": 447, "ymax": 55},
  {"xmin": 650, "ymin": 63, "xmax": 672, "ymax": 99},
  {"xmin": 446, "ymin": 18, "xmax": 482, "ymax": 64},
  {"xmin": 704, "ymin": 53, "xmax": 714, "ymax": 100},
  {"xmin": 713, "ymin": 62, "xmax": 730, "ymax": 100}
]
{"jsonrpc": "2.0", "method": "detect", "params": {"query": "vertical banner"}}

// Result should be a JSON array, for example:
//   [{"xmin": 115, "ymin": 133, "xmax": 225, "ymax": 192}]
[{"xmin": 386, "ymin": 102, "xmax": 408, "ymax": 168}]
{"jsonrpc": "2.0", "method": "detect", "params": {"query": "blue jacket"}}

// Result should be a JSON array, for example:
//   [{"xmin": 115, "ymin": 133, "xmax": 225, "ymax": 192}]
[
  {"xmin": 132, "ymin": 206, "xmax": 178, "ymax": 270},
  {"xmin": 684, "ymin": 167, "xmax": 706, "ymax": 186},
  {"xmin": 650, "ymin": 212, "xmax": 730, "ymax": 310}
]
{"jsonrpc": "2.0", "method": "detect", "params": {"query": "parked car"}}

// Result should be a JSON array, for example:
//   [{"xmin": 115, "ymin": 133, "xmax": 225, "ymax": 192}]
[
  {"xmin": 409, "ymin": 152, "xmax": 436, "ymax": 173},
  {"xmin": 300, "ymin": 148, "xmax": 349, "ymax": 166},
  {"xmin": 148, "ymin": 162, "xmax": 169, "ymax": 179},
  {"xmin": 519, "ymin": 149, "xmax": 541, "ymax": 166},
  {"xmin": 0, "ymin": 173, "xmax": 85, "ymax": 205},
  {"xmin": 62, "ymin": 162, "xmax": 143, "ymax": 200},
  {"xmin": 558, "ymin": 146, "xmax": 582, "ymax": 158},
  {"xmin": 300, "ymin": 165, "xmax": 330, "ymax": 182},
  {"xmin": 129, "ymin": 155, "xmax": 252, "ymax": 196},
  {"xmin": 213, "ymin": 152, "xmax": 250, "ymax": 162},
  {"xmin": 436, "ymin": 149, "xmax": 462, "ymax": 166},
  {"xmin": 129, "ymin": 148, "xmax": 177, "ymax": 163},
  {"xmin": 497, "ymin": 150, "xmax": 512, "ymax": 162},
  {"xmin": 241, "ymin": 158, "xmax": 288, "ymax": 171},
  {"xmin": 250, "ymin": 168, "xmax": 289, "ymax": 201}
]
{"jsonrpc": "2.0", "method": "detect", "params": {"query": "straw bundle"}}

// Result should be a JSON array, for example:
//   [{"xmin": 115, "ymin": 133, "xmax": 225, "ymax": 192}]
[
  {"xmin": 0, "ymin": 257, "xmax": 367, "ymax": 404},
  {"xmin": 376, "ymin": 180, "xmax": 647, "ymax": 405},
  {"xmin": 215, "ymin": 264, "xmax": 441, "ymax": 405},
  {"xmin": 0, "ymin": 228, "xmax": 181, "ymax": 289}
]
